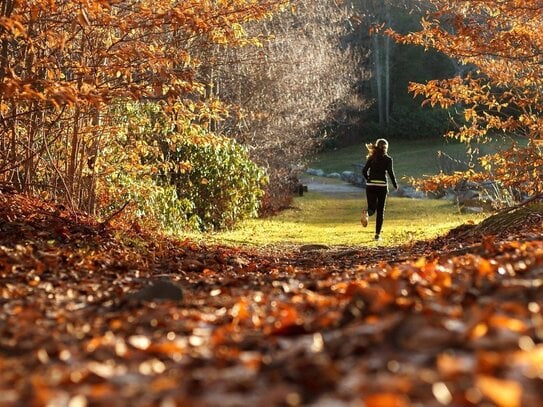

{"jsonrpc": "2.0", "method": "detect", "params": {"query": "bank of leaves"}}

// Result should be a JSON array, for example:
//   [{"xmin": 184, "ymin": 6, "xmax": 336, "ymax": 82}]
[{"xmin": 1, "ymin": 190, "xmax": 543, "ymax": 406}]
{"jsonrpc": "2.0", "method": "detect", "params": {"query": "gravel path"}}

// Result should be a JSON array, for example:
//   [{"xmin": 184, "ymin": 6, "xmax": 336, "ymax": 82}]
[{"xmin": 303, "ymin": 177, "xmax": 362, "ymax": 194}]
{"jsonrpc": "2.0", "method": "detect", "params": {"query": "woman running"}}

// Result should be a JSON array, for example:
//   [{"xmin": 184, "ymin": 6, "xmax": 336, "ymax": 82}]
[{"xmin": 361, "ymin": 138, "xmax": 398, "ymax": 241}]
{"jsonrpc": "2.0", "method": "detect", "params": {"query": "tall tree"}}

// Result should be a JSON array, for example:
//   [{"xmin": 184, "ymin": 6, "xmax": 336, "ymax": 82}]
[
  {"xmin": 0, "ymin": 0, "xmax": 288, "ymax": 212},
  {"xmin": 198, "ymin": 0, "xmax": 361, "ymax": 210},
  {"xmin": 358, "ymin": 0, "xmax": 418, "ymax": 125},
  {"xmin": 391, "ymin": 0, "xmax": 543, "ymax": 198},
  {"xmin": 343, "ymin": 0, "xmax": 455, "ymax": 143}
]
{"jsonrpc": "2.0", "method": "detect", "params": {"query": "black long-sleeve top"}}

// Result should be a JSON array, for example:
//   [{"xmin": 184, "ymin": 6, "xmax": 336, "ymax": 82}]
[{"xmin": 362, "ymin": 154, "xmax": 398, "ymax": 190}]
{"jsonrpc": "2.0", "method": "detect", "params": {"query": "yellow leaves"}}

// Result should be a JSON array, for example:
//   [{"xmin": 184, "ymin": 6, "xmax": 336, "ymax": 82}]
[
  {"xmin": 410, "ymin": 79, "xmax": 456, "ymax": 109},
  {"xmin": 0, "ymin": 16, "xmax": 27, "ymax": 38},
  {"xmin": 0, "ymin": 102, "xmax": 9, "ymax": 115},
  {"xmin": 231, "ymin": 22, "xmax": 246, "ymax": 39},
  {"xmin": 486, "ymin": 5, "xmax": 501, "ymax": 18},
  {"xmin": 177, "ymin": 161, "xmax": 192, "ymax": 173},
  {"xmin": 392, "ymin": 0, "xmax": 543, "ymax": 193},
  {"xmin": 0, "ymin": 0, "xmax": 285, "ymax": 112},
  {"xmin": 464, "ymin": 107, "xmax": 477, "ymax": 122},
  {"xmin": 518, "ymin": 114, "xmax": 534, "ymax": 126},
  {"xmin": 476, "ymin": 375, "xmax": 522, "ymax": 407},
  {"xmin": 211, "ymin": 30, "xmax": 229, "ymax": 45},
  {"xmin": 6, "ymin": 4, "xmax": 289, "ymax": 140},
  {"xmin": 410, "ymin": 171, "xmax": 466, "ymax": 193}
]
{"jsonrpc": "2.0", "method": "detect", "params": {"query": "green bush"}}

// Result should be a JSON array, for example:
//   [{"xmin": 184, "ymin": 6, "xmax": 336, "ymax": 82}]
[
  {"xmin": 101, "ymin": 136, "xmax": 267, "ymax": 232},
  {"xmin": 100, "ymin": 101, "xmax": 266, "ymax": 232},
  {"xmin": 102, "ymin": 172, "xmax": 200, "ymax": 233},
  {"xmin": 168, "ymin": 138, "xmax": 267, "ymax": 231}
]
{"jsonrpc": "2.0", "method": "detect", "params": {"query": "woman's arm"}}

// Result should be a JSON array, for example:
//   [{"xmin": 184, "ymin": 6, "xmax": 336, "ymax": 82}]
[
  {"xmin": 362, "ymin": 159, "xmax": 371, "ymax": 181},
  {"xmin": 387, "ymin": 157, "xmax": 398, "ymax": 189}
]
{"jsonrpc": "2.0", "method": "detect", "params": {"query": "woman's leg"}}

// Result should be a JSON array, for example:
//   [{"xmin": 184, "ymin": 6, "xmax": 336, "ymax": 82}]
[
  {"xmin": 366, "ymin": 186, "xmax": 378, "ymax": 216},
  {"xmin": 375, "ymin": 189, "xmax": 388, "ymax": 236}
]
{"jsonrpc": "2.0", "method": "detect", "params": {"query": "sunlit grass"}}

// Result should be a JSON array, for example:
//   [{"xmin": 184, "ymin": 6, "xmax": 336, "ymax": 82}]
[
  {"xmin": 185, "ymin": 187, "xmax": 485, "ymax": 249},
  {"xmin": 180, "ymin": 138, "xmax": 504, "ymax": 249}
]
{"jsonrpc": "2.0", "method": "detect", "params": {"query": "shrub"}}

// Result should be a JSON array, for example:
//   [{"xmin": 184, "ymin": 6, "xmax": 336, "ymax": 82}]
[
  {"xmin": 99, "ymin": 102, "xmax": 266, "ymax": 232},
  {"xmin": 100, "ymin": 172, "xmax": 200, "ymax": 233},
  {"xmin": 167, "ymin": 138, "xmax": 267, "ymax": 231}
]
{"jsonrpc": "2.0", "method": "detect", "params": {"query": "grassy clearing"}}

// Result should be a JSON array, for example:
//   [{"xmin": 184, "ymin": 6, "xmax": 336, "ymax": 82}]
[
  {"xmin": 183, "ymin": 138, "xmax": 500, "ymax": 249},
  {"xmin": 186, "ymin": 187, "xmax": 485, "ymax": 249},
  {"xmin": 310, "ymin": 138, "xmax": 503, "ymax": 180}
]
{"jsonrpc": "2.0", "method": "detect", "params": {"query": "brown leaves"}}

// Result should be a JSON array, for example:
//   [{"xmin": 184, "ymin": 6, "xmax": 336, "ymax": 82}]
[
  {"xmin": 3, "ymin": 190, "xmax": 543, "ymax": 404},
  {"xmin": 0, "ymin": 0, "xmax": 290, "ymax": 110},
  {"xmin": 0, "ymin": 0, "xmax": 293, "ymax": 219}
]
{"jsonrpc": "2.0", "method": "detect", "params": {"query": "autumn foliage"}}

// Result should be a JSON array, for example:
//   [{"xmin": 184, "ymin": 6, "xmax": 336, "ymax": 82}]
[
  {"xmin": 390, "ymin": 0, "xmax": 543, "ymax": 199},
  {"xmin": 0, "ymin": 0, "xmax": 287, "ymax": 219}
]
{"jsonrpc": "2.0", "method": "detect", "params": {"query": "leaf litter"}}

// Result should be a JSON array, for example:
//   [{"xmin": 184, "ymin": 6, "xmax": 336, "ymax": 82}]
[{"xmin": 1, "ymin": 190, "xmax": 543, "ymax": 406}]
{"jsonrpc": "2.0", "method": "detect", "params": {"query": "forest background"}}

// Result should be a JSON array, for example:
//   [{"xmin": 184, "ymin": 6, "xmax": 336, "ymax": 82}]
[
  {"xmin": 1, "ymin": 0, "xmax": 540, "ymax": 234},
  {"xmin": 4, "ymin": 2, "xmax": 543, "ymax": 405}
]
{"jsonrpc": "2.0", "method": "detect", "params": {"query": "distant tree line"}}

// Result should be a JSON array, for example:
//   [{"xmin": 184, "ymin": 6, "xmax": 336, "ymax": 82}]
[
  {"xmin": 6, "ymin": 0, "xmax": 507, "ymax": 229},
  {"xmin": 325, "ymin": 0, "xmax": 461, "ymax": 148}
]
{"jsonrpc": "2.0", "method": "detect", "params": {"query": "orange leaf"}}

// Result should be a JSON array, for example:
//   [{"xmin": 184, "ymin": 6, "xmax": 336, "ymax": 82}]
[
  {"xmin": 77, "ymin": 8, "xmax": 91, "ymax": 27},
  {"xmin": 476, "ymin": 375, "xmax": 522, "ymax": 407},
  {"xmin": 231, "ymin": 297, "xmax": 251, "ymax": 324},
  {"xmin": 364, "ymin": 393, "xmax": 410, "ymax": 407},
  {"xmin": 478, "ymin": 258, "xmax": 494, "ymax": 276}
]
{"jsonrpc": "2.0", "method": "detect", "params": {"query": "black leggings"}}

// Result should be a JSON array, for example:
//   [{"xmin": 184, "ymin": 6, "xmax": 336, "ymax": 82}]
[{"xmin": 366, "ymin": 186, "xmax": 388, "ymax": 235}]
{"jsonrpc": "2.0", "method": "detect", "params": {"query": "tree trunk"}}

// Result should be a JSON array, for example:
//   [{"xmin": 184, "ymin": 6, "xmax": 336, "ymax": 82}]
[
  {"xmin": 8, "ymin": 104, "xmax": 19, "ymax": 190},
  {"xmin": 373, "ymin": 33, "xmax": 384, "ymax": 125},
  {"xmin": 384, "ymin": 8, "xmax": 392, "ymax": 124},
  {"xmin": 85, "ymin": 108, "xmax": 101, "ymax": 215},
  {"xmin": 1, "ymin": 0, "xmax": 15, "ymax": 185},
  {"xmin": 66, "ymin": 107, "xmax": 81, "ymax": 204}
]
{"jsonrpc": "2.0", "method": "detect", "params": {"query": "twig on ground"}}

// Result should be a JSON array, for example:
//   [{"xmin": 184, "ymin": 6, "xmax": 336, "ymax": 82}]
[{"xmin": 100, "ymin": 201, "xmax": 130, "ymax": 229}]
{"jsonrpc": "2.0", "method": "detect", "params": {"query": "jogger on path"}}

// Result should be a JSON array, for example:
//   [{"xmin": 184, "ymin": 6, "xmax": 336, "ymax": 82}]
[{"xmin": 360, "ymin": 139, "xmax": 398, "ymax": 241}]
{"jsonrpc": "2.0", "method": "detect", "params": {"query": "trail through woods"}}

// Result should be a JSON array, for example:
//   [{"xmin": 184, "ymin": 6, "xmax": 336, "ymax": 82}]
[{"xmin": 1, "ymin": 189, "xmax": 543, "ymax": 406}]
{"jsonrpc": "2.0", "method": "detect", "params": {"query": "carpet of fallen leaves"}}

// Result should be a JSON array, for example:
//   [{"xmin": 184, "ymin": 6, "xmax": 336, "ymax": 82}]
[{"xmin": 1, "ymin": 190, "xmax": 543, "ymax": 407}]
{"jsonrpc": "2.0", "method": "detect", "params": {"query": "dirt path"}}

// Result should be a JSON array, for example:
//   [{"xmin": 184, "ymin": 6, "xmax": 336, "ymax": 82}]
[
  {"xmin": 2, "ymin": 190, "xmax": 543, "ymax": 406},
  {"xmin": 306, "ymin": 180, "xmax": 362, "ymax": 194},
  {"xmin": 303, "ymin": 176, "xmax": 362, "ymax": 195}
]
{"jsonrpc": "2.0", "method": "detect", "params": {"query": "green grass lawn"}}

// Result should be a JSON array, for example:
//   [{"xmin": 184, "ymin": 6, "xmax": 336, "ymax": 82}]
[
  {"xmin": 183, "ymin": 137, "xmax": 503, "ymax": 249},
  {"xmin": 187, "ymin": 187, "xmax": 484, "ymax": 249},
  {"xmin": 309, "ymin": 138, "xmax": 505, "ymax": 180}
]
